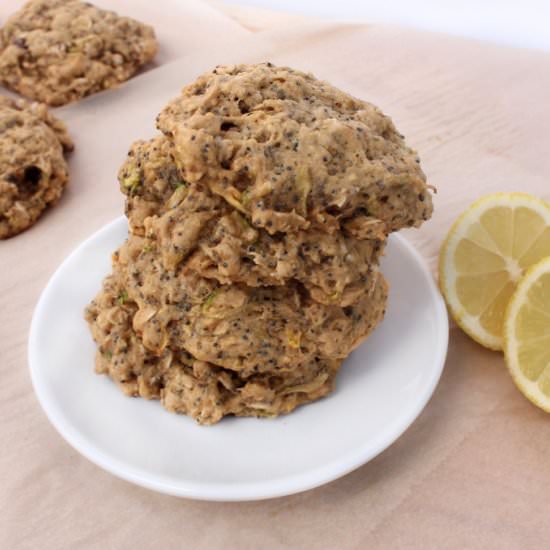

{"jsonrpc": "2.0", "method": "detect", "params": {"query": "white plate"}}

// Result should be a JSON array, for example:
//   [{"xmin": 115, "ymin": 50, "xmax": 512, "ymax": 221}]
[{"xmin": 29, "ymin": 217, "xmax": 448, "ymax": 501}]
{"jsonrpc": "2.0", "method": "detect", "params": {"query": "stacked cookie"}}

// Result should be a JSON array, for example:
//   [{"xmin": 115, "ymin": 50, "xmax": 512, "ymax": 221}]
[{"xmin": 86, "ymin": 64, "xmax": 433, "ymax": 424}]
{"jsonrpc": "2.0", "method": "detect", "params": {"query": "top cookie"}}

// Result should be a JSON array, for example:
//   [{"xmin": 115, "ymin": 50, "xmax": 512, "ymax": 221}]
[
  {"xmin": 0, "ymin": 0, "xmax": 158, "ymax": 106},
  {"xmin": 157, "ymin": 63, "xmax": 434, "ymax": 235}
]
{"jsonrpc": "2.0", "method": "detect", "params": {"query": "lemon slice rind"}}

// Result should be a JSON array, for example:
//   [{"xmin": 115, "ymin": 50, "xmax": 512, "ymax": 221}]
[
  {"xmin": 439, "ymin": 193, "xmax": 550, "ymax": 351},
  {"xmin": 504, "ymin": 256, "xmax": 550, "ymax": 412}
]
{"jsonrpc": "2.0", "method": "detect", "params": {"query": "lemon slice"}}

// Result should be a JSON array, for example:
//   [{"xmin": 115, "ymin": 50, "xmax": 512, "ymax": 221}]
[
  {"xmin": 439, "ymin": 193, "xmax": 550, "ymax": 350},
  {"xmin": 504, "ymin": 257, "xmax": 550, "ymax": 411}
]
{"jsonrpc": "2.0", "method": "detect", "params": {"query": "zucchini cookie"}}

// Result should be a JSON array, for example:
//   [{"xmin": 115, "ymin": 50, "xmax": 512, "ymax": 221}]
[
  {"xmin": 0, "ymin": 96, "xmax": 72, "ymax": 238},
  {"xmin": 118, "ymin": 136, "xmax": 386, "ymax": 306},
  {"xmin": 85, "ymin": 234, "xmax": 388, "ymax": 424},
  {"xmin": 0, "ymin": 0, "xmax": 158, "ymax": 106},
  {"xmin": 158, "ymin": 63, "xmax": 433, "ymax": 235}
]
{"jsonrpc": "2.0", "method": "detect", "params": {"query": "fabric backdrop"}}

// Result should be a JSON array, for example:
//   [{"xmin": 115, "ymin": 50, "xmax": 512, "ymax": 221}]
[{"xmin": 1, "ymin": 1, "xmax": 549, "ymax": 548}]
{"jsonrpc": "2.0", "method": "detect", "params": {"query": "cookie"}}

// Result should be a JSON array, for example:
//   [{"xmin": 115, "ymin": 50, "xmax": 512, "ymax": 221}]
[
  {"xmin": 119, "ymin": 136, "xmax": 386, "ymax": 306},
  {"xmin": 157, "ymin": 63, "xmax": 434, "ymax": 235},
  {"xmin": 86, "ymin": 268, "xmax": 342, "ymax": 425},
  {"xmin": 85, "ymin": 237, "xmax": 388, "ymax": 424},
  {"xmin": 86, "ymin": 233, "xmax": 388, "ymax": 373},
  {"xmin": 0, "ymin": 96, "xmax": 73, "ymax": 238},
  {"xmin": 0, "ymin": 0, "xmax": 158, "ymax": 106}
]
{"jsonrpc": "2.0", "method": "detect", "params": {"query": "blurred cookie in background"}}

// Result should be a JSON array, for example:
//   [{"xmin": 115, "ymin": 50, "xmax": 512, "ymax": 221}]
[
  {"xmin": 0, "ymin": 96, "xmax": 73, "ymax": 238},
  {"xmin": 0, "ymin": 0, "xmax": 158, "ymax": 106}
]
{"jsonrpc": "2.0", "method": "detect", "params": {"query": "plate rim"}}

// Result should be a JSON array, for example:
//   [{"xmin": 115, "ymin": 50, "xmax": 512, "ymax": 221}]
[{"xmin": 28, "ymin": 216, "xmax": 449, "ymax": 501}]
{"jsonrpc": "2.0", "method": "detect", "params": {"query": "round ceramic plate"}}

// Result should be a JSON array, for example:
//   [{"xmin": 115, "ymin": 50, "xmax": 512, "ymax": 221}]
[{"xmin": 29, "ymin": 217, "xmax": 448, "ymax": 501}]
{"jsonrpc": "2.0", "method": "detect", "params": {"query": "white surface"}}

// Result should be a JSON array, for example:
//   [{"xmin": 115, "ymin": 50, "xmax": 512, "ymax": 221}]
[
  {"xmin": 29, "ymin": 217, "xmax": 448, "ymax": 501},
  {"xmin": 219, "ymin": 0, "xmax": 550, "ymax": 52}
]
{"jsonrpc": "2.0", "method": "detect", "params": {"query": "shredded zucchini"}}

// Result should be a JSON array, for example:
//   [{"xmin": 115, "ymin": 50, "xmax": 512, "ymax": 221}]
[
  {"xmin": 166, "ymin": 185, "xmax": 188, "ymax": 209},
  {"xmin": 202, "ymin": 290, "xmax": 219, "ymax": 311},
  {"xmin": 232, "ymin": 211, "xmax": 252, "ymax": 231},
  {"xmin": 118, "ymin": 290, "xmax": 128, "ymax": 305},
  {"xmin": 282, "ymin": 372, "xmax": 329, "ymax": 395},
  {"xmin": 286, "ymin": 329, "xmax": 302, "ymax": 349},
  {"xmin": 295, "ymin": 166, "xmax": 311, "ymax": 214},
  {"xmin": 121, "ymin": 171, "xmax": 141, "ymax": 195},
  {"xmin": 224, "ymin": 188, "xmax": 247, "ymax": 213}
]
